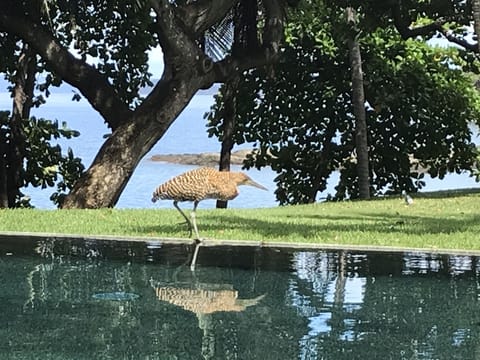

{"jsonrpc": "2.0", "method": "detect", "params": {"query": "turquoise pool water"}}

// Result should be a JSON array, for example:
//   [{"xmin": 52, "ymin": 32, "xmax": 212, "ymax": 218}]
[{"xmin": 1, "ymin": 236, "xmax": 479, "ymax": 359}]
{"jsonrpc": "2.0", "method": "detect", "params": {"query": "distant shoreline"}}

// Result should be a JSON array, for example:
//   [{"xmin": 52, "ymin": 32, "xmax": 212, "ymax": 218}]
[
  {"xmin": 150, "ymin": 150, "xmax": 435, "ymax": 174},
  {"xmin": 149, "ymin": 149, "xmax": 251, "ymax": 166}
]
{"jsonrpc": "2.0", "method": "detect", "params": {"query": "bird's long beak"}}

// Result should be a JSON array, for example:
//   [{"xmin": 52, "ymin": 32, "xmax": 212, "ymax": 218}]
[{"xmin": 246, "ymin": 178, "xmax": 268, "ymax": 191}]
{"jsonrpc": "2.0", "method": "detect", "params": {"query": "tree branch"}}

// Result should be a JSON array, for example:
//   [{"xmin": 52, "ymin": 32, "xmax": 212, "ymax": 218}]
[
  {"xmin": 393, "ymin": 11, "xmax": 443, "ymax": 39},
  {"xmin": 392, "ymin": 3, "xmax": 479, "ymax": 53},
  {"xmin": 0, "ymin": 11, "xmax": 132, "ymax": 129},
  {"xmin": 149, "ymin": 0, "xmax": 200, "ymax": 61},
  {"xmin": 262, "ymin": 0, "xmax": 286, "ymax": 55},
  {"xmin": 149, "ymin": 0, "xmax": 218, "ymax": 79},
  {"xmin": 391, "ymin": 2, "xmax": 478, "ymax": 52},
  {"xmin": 436, "ymin": 29, "xmax": 478, "ymax": 52},
  {"xmin": 210, "ymin": 52, "xmax": 264, "ymax": 82},
  {"xmin": 177, "ymin": 0, "xmax": 240, "ymax": 35}
]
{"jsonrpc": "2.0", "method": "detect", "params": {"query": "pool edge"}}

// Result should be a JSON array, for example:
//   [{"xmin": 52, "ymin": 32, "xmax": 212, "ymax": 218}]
[{"xmin": 1, "ymin": 230, "xmax": 480, "ymax": 257}]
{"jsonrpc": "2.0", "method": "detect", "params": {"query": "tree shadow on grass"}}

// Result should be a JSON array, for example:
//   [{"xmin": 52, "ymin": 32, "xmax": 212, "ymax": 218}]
[
  {"xmin": 134, "ymin": 220, "xmax": 193, "ymax": 238},
  {"xmin": 302, "ymin": 212, "xmax": 480, "ymax": 234},
  {"xmin": 127, "ymin": 210, "xmax": 480, "ymax": 241},
  {"xmin": 201, "ymin": 212, "xmax": 480, "ymax": 240}
]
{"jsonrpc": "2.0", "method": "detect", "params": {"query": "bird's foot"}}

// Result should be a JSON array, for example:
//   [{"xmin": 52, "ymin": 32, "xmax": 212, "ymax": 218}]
[
  {"xmin": 176, "ymin": 221, "xmax": 194, "ymax": 237},
  {"xmin": 176, "ymin": 220, "xmax": 191, "ymax": 228}
]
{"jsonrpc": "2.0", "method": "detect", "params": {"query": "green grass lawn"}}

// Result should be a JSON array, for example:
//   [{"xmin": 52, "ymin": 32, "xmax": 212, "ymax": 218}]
[{"xmin": 1, "ymin": 189, "xmax": 479, "ymax": 251}]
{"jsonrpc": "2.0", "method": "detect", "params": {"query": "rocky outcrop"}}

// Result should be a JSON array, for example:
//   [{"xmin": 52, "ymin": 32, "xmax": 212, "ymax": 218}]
[
  {"xmin": 149, "ymin": 149, "xmax": 252, "ymax": 166},
  {"xmin": 150, "ymin": 149, "xmax": 432, "ymax": 173}
]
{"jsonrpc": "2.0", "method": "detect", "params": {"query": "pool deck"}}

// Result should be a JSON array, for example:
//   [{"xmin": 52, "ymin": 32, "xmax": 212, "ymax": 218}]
[{"xmin": 1, "ymin": 230, "xmax": 480, "ymax": 257}]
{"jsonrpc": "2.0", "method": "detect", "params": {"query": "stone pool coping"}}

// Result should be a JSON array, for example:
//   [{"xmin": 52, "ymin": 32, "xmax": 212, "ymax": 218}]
[{"xmin": 1, "ymin": 230, "xmax": 480, "ymax": 257}]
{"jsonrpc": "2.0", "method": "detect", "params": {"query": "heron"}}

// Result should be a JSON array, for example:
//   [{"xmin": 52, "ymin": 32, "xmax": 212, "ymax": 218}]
[{"xmin": 151, "ymin": 167, "xmax": 268, "ymax": 240}]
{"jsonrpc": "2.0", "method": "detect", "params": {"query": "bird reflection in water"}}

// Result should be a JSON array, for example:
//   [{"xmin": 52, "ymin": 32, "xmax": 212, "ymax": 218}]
[{"xmin": 153, "ymin": 282, "xmax": 265, "ymax": 360}]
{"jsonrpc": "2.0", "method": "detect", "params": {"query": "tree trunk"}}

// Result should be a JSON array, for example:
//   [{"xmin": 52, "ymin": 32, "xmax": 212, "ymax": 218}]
[
  {"xmin": 473, "ymin": 0, "xmax": 480, "ymax": 52},
  {"xmin": 311, "ymin": 119, "xmax": 337, "ymax": 202},
  {"xmin": 0, "ymin": 43, "xmax": 36, "ymax": 208},
  {"xmin": 216, "ymin": 76, "xmax": 240, "ymax": 209},
  {"xmin": 346, "ymin": 7, "xmax": 370, "ymax": 200},
  {"xmin": 9, "ymin": 43, "xmax": 36, "ymax": 206},
  {"xmin": 215, "ymin": 0, "xmax": 258, "ymax": 209},
  {"xmin": 61, "ymin": 71, "xmax": 204, "ymax": 208},
  {"xmin": 0, "ymin": 128, "xmax": 7, "ymax": 208}
]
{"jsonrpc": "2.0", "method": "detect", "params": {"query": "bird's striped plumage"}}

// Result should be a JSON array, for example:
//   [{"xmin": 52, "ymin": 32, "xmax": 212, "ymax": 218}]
[
  {"xmin": 151, "ymin": 167, "xmax": 267, "ymax": 240},
  {"xmin": 152, "ymin": 167, "xmax": 257, "ymax": 203}
]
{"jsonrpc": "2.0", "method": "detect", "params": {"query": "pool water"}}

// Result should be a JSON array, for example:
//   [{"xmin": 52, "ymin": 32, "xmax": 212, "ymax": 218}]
[{"xmin": 1, "ymin": 236, "xmax": 479, "ymax": 359}]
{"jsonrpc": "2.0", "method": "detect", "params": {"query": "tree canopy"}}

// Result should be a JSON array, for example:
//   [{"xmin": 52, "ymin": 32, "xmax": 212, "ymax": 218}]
[
  {"xmin": 0, "ymin": 0, "xmax": 294, "ymax": 208},
  {"xmin": 207, "ymin": 1, "xmax": 480, "ymax": 204},
  {"xmin": 0, "ymin": 5, "xmax": 85, "ymax": 208}
]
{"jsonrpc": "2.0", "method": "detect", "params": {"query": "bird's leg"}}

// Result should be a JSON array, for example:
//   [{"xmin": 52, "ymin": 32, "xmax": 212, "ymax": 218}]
[
  {"xmin": 190, "ymin": 200, "xmax": 201, "ymax": 240},
  {"xmin": 189, "ymin": 201, "xmax": 202, "ymax": 271},
  {"xmin": 173, "ymin": 200, "xmax": 193, "ymax": 237}
]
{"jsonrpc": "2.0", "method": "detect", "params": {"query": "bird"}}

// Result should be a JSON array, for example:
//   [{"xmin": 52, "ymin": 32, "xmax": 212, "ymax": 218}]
[
  {"xmin": 401, "ymin": 190, "xmax": 414, "ymax": 206},
  {"xmin": 151, "ymin": 167, "xmax": 268, "ymax": 240}
]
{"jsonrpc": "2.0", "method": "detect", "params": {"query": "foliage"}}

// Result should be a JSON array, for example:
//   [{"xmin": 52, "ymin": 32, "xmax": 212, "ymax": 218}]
[
  {"xmin": 206, "ymin": 2, "xmax": 480, "ymax": 205},
  {"xmin": 0, "ymin": 111, "xmax": 84, "ymax": 207},
  {"xmin": 50, "ymin": 0, "xmax": 156, "ymax": 107},
  {"xmin": 0, "ymin": 2, "xmax": 116, "ymax": 207},
  {"xmin": 329, "ymin": 0, "xmax": 472, "ymax": 33},
  {"xmin": 1, "ymin": 1, "xmax": 156, "ymax": 108},
  {"xmin": 208, "ymin": 32, "xmax": 350, "ymax": 204},
  {"xmin": 352, "ymin": 29, "xmax": 480, "ymax": 198}
]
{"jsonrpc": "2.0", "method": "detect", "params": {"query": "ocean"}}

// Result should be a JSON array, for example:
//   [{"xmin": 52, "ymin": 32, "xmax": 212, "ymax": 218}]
[{"xmin": 0, "ymin": 81, "xmax": 478, "ymax": 209}]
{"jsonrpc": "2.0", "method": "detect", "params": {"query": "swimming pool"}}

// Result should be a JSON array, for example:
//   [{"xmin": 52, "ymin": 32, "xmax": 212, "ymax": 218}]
[{"xmin": 1, "ymin": 235, "xmax": 479, "ymax": 359}]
